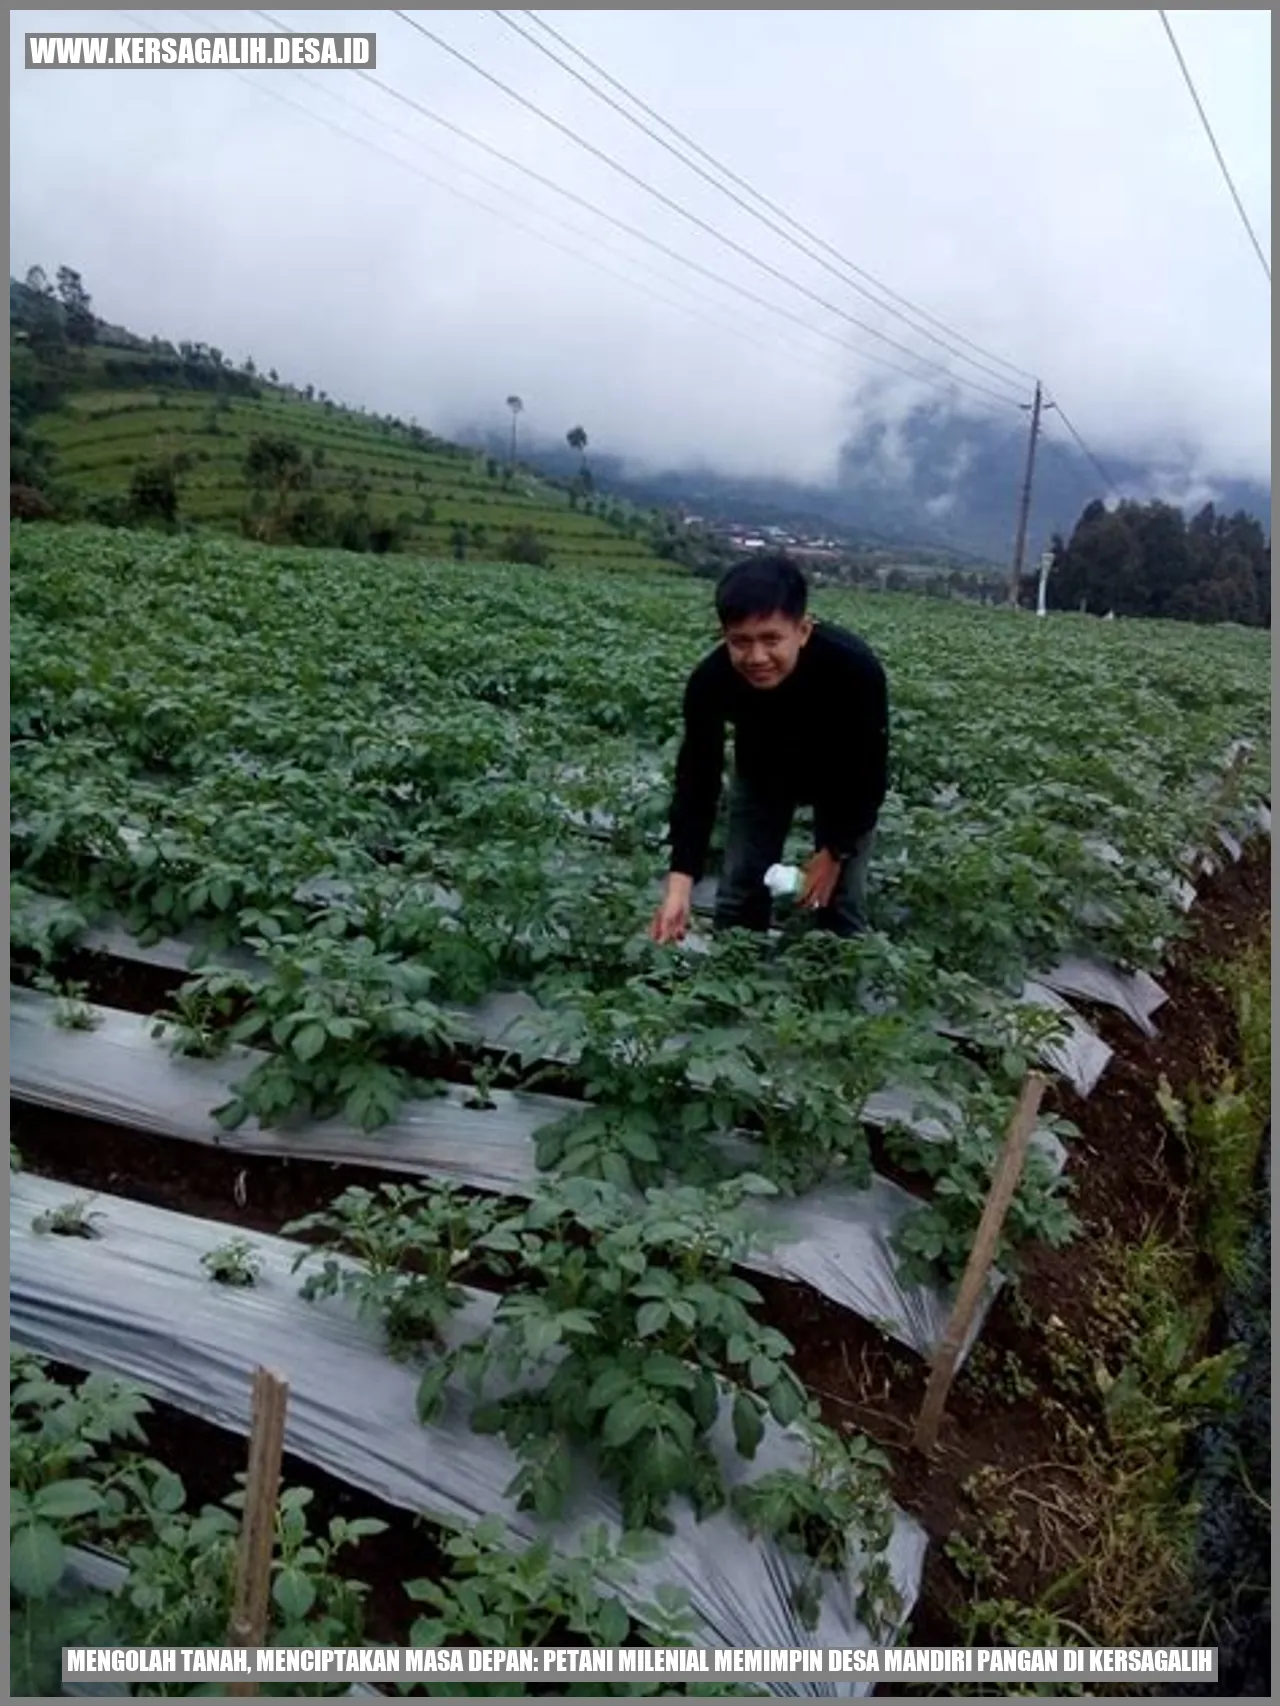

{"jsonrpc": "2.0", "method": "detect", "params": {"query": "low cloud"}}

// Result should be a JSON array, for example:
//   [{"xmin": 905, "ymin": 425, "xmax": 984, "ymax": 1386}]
[{"xmin": 9, "ymin": 8, "xmax": 1271, "ymax": 495}]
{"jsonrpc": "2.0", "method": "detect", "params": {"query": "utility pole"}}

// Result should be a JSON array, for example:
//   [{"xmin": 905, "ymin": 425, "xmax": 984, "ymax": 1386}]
[
  {"xmin": 1008, "ymin": 380, "xmax": 1044, "ymax": 608},
  {"xmin": 1035, "ymin": 548, "xmax": 1053, "ymax": 617}
]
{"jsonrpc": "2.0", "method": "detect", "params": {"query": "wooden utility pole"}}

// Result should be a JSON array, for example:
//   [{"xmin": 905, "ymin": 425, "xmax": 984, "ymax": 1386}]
[
  {"xmin": 1008, "ymin": 381, "xmax": 1044, "ymax": 607},
  {"xmin": 913, "ymin": 1073, "xmax": 1049, "ymax": 1456},
  {"xmin": 227, "ymin": 1367, "xmax": 290, "ymax": 1695}
]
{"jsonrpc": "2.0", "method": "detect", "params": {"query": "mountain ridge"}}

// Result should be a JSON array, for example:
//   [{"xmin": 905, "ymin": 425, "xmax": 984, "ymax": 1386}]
[{"xmin": 463, "ymin": 405, "xmax": 1271, "ymax": 566}]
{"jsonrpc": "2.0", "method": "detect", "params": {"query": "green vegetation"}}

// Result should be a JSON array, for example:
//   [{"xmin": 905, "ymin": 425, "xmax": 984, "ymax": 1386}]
[
  {"xmin": 34, "ymin": 385, "xmax": 668, "ymax": 566},
  {"xmin": 937, "ymin": 929, "xmax": 1271, "ymax": 1687},
  {"xmin": 10, "ymin": 238, "xmax": 1273, "ymax": 1686},
  {"xmin": 10, "ymin": 263, "xmax": 699, "ymax": 572},
  {"xmin": 279, "ymin": 1172, "xmax": 902, "ymax": 1635},
  {"xmin": 10, "ymin": 523, "xmax": 1270, "ymax": 1289},
  {"xmin": 1047, "ymin": 498, "xmax": 1270, "ymax": 628},
  {"xmin": 1157, "ymin": 928, "xmax": 1271, "ymax": 1282},
  {"xmin": 8, "ymin": 515, "xmax": 1271, "ymax": 1670},
  {"xmin": 11, "ymin": 1352, "xmax": 739, "ymax": 1697}
]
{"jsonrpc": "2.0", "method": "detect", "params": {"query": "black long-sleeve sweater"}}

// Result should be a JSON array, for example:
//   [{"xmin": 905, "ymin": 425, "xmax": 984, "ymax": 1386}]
[{"xmin": 666, "ymin": 621, "xmax": 889, "ymax": 881}]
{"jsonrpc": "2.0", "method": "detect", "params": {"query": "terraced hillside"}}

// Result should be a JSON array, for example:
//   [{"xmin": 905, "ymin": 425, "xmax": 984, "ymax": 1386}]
[{"xmin": 33, "ymin": 377, "xmax": 668, "ymax": 568}]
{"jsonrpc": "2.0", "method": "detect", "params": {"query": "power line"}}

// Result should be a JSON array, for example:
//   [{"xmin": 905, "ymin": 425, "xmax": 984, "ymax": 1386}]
[
  {"xmin": 1156, "ymin": 10, "xmax": 1270, "ymax": 285},
  {"xmin": 166, "ymin": 8, "xmax": 933, "ymax": 393},
  {"xmin": 497, "ymin": 10, "xmax": 1146, "ymax": 511},
  {"xmin": 489, "ymin": 8, "xmax": 1031, "ymax": 395},
  {"xmin": 245, "ymin": 10, "xmax": 1015, "ymax": 411},
  {"xmin": 1042, "ymin": 395, "xmax": 1122, "ymax": 501},
  {"xmin": 517, "ymin": 9, "xmax": 1041, "ymax": 391},
  {"xmin": 145, "ymin": 9, "xmax": 1118, "ymax": 518},
  {"xmin": 389, "ymin": 9, "xmax": 1026, "ymax": 408},
  {"xmin": 154, "ymin": 11, "xmax": 853, "ymax": 383}
]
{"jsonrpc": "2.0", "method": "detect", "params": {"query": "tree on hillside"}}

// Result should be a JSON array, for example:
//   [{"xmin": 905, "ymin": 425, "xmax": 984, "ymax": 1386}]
[
  {"xmin": 506, "ymin": 395, "xmax": 523, "ymax": 467},
  {"xmin": 501, "ymin": 525, "xmax": 551, "ymax": 568},
  {"xmin": 128, "ymin": 458, "xmax": 181, "ymax": 529},
  {"xmin": 567, "ymin": 425, "xmax": 588, "ymax": 469},
  {"xmin": 243, "ymin": 434, "xmax": 312, "ymax": 542},
  {"xmin": 20, "ymin": 266, "xmax": 66, "ymax": 361},
  {"xmin": 55, "ymin": 267, "xmax": 95, "ymax": 347}
]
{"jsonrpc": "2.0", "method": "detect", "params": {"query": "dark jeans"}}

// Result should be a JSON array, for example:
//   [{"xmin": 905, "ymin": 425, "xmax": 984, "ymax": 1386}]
[{"xmin": 712, "ymin": 776, "xmax": 874, "ymax": 939}]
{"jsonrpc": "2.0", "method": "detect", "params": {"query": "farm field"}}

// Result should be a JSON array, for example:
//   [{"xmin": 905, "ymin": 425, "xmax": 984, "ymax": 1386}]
[
  {"xmin": 34, "ymin": 379, "xmax": 665, "ymax": 568},
  {"xmin": 9, "ymin": 521, "xmax": 1272, "ymax": 1685}
]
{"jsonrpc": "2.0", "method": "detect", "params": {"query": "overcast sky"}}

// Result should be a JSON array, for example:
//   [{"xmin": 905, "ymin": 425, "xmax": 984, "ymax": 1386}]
[{"xmin": 9, "ymin": 8, "xmax": 1272, "ymax": 492}]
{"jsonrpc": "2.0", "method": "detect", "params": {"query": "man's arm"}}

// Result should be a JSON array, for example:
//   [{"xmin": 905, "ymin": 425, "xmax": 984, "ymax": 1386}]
[
  {"xmin": 812, "ymin": 651, "xmax": 889, "ymax": 857},
  {"xmin": 666, "ymin": 666, "xmax": 726, "ymax": 882}
]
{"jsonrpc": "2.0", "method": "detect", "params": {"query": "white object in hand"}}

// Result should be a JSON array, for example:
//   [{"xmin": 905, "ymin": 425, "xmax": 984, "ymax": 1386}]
[{"xmin": 764, "ymin": 863, "xmax": 803, "ymax": 898}]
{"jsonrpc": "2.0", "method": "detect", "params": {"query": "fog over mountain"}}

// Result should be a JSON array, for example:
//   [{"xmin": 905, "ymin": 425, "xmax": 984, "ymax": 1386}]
[{"xmin": 10, "ymin": 7, "xmax": 1271, "ymax": 559}]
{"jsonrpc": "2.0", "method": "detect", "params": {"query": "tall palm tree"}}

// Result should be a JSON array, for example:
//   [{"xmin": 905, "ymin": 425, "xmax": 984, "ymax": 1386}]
[
  {"xmin": 566, "ymin": 424, "xmax": 588, "ymax": 473},
  {"xmin": 506, "ymin": 395, "xmax": 524, "ymax": 467}
]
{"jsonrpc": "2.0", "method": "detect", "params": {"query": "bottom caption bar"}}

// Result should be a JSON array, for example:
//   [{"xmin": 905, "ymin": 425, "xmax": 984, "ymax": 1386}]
[{"xmin": 64, "ymin": 1646, "xmax": 1218, "ymax": 1684}]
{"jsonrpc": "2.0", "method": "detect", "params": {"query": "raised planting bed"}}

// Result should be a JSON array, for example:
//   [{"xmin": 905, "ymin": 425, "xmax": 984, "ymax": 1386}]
[{"xmin": 11, "ymin": 1172, "xmax": 929, "ymax": 1696}]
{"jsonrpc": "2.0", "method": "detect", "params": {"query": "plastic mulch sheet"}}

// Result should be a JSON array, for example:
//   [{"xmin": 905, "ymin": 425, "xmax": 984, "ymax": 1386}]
[
  {"xmin": 19, "ymin": 899, "xmax": 1090, "ymax": 1134},
  {"xmin": 1032, "ymin": 958, "xmax": 1167, "ymax": 1038},
  {"xmin": 11, "ymin": 1173, "xmax": 928, "ymax": 1698},
  {"xmin": 10, "ymin": 988, "xmax": 1012, "ymax": 1363}
]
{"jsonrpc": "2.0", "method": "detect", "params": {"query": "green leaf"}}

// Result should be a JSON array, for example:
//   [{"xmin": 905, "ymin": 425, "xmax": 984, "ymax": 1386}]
[
  {"xmin": 600, "ymin": 1151, "xmax": 635, "ymax": 1191},
  {"xmin": 603, "ymin": 1394, "xmax": 651, "ymax": 1449},
  {"xmin": 635, "ymin": 1301, "xmax": 670, "ymax": 1338},
  {"xmin": 767, "ymin": 1377, "xmax": 805, "ymax": 1428},
  {"xmin": 273, "ymin": 1564, "xmax": 317, "ymax": 1621},
  {"xmin": 586, "ymin": 1367, "xmax": 632, "ymax": 1412},
  {"xmin": 748, "ymin": 1355, "xmax": 777, "ymax": 1391},
  {"xmin": 292, "ymin": 1022, "xmax": 327, "ymax": 1062},
  {"xmin": 11, "ymin": 1523, "xmax": 65, "ymax": 1598},
  {"xmin": 32, "ymin": 1480, "xmax": 103, "ymax": 1521},
  {"xmin": 524, "ymin": 1315, "xmax": 562, "ymax": 1360},
  {"xmin": 597, "ymin": 1596, "xmax": 630, "ymax": 1646},
  {"xmin": 619, "ymin": 1124, "xmax": 660, "ymax": 1163},
  {"xmin": 416, "ymin": 1364, "xmax": 451, "ymax": 1424},
  {"xmin": 732, "ymin": 1391, "xmax": 764, "ymax": 1459}
]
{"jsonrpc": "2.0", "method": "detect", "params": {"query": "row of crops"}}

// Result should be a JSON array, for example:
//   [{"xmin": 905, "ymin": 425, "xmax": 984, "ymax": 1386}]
[
  {"xmin": 9, "ymin": 521, "xmax": 1272, "ymax": 1686},
  {"xmin": 40, "ymin": 391, "xmax": 662, "ymax": 566}
]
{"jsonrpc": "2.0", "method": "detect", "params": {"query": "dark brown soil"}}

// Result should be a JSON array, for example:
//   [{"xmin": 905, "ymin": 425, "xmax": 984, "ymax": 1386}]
[
  {"xmin": 867, "ymin": 840, "xmax": 1271, "ymax": 1673},
  {"xmin": 9, "ymin": 1102, "xmax": 448, "ymax": 1241}
]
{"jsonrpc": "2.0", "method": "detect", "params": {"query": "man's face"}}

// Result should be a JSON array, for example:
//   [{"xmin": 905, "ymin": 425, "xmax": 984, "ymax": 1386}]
[{"xmin": 722, "ymin": 610, "xmax": 813, "ymax": 689}]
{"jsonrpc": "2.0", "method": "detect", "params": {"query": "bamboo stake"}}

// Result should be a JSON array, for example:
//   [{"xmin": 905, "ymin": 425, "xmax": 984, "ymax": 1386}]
[
  {"xmin": 227, "ymin": 1366, "xmax": 290, "ymax": 1695},
  {"xmin": 1184, "ymin": 744, "xmax": 1251, "ymax": 879},
  {"xmin": 913, "ymin": 1073, "xmax": 1049, "ymax": 1456}
]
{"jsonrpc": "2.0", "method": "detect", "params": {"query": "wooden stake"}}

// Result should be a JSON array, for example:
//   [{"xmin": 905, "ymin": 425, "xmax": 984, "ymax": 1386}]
[
  {"xmin": 913, "ymin": 1073, "xmax": 1049, "ymax": 1457},
  {"xmin": 1217, "ymin": 744, "xmax": 1250, "ymax": 813},
  {"xmin": 227, "ymin": 1366, "xmax": 290, "ymax": 1696},
  {"xmin": 1181, "ymin": 746, "xmax": 1252, "ymax": 880}
]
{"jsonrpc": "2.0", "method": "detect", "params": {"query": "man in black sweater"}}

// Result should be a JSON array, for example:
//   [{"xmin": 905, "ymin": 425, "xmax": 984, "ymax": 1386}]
[{"xmin": 650, "ymin": 553, "xmax": 889, "ymax": 944}]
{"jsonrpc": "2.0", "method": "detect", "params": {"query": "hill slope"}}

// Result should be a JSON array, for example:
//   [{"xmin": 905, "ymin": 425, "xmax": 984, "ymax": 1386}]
[
  {"xmin": 11, "ymin": 279, "xmax": 670, "ymax": 571},
  {"xmin": 36, "ymin": 381, "xmax": 664, "ymax": 568}
]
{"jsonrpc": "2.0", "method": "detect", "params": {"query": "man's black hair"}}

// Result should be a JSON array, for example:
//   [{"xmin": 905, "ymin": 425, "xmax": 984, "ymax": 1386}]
[{"xmin": 714, "ymin": 552, "xmax": 809, "ymax": 627}]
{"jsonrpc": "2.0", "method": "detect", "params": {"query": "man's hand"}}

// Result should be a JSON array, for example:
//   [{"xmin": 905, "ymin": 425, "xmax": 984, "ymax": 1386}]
[
  {"xmin": 650, "ymin": 872, "xmax": 694, "ymax": 944},
  {"xmin": 799, "ymin": 848, "xmax": 843, "ymax": 910}
]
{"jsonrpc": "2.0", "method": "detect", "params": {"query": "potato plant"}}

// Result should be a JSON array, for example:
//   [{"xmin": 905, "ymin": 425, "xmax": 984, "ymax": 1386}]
[{"xmin": 423, "ymin": 1177, "xmax": 815, "ymax": 1533}]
